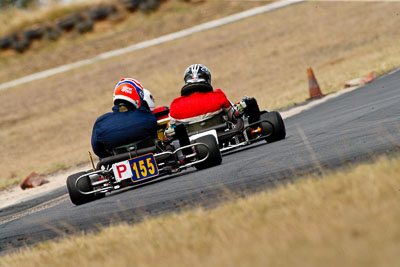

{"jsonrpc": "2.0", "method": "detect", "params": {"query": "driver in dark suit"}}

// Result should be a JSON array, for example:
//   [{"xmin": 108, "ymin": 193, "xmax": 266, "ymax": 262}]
[{"xmin": 91, "ymin": 78, "xmax": 157, "ymax": 158}]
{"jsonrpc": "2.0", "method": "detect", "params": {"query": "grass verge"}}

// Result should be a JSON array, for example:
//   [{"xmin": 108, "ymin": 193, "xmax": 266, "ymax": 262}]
[{"xmin": 1, "ymin": 154, "xmax": 399, "ymax": 266}]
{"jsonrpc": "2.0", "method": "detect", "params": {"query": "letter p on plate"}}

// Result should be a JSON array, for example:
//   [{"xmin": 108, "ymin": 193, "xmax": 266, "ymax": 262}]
[{"xmin": 112, "ymin": 161, "xmax": 133, "ymax": 182}]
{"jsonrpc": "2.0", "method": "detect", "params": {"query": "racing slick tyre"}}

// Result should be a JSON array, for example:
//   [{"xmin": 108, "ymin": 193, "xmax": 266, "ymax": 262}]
[
  {"xmin": 66, "ymin": 171, "xmax": 100, "ymax": 205},
  {"xmin": 194, "ymin": 135, "xmax": 222, "ymax": 170},
  {"xmin": 260, "ymin": 111, "xmax": 286, "ymax": 143}
]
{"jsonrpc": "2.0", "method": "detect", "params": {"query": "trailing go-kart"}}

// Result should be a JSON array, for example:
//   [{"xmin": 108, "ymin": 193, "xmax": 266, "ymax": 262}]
[{"xmin": 66, "ymin": 124, "xmax": 221, "ymax": 206}]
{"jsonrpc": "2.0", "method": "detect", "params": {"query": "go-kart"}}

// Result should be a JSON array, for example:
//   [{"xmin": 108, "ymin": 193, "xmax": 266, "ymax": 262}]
[
  {"xmin": 166, "ymin": 97, "xmax": 286, "ymax": 154},
  {"xmin": 66, "ymin": 124, "xmax": 222, "ymax": 206}
]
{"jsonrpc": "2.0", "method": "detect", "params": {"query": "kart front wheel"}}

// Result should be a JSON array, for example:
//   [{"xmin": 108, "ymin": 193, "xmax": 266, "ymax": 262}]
[
  {"xmin": 194, "ymin": 135, "xmax": 222, "ymax": 170},
  {"xmin": 66, "ymin": 171, "xmax": 98, "ymax": 206},
  {"xmin": 260, "ymin": 111, "xmax": 286, "ymax": 143}
]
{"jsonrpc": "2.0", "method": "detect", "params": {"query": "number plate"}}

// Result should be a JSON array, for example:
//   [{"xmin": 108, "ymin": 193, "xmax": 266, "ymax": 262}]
[{"xmin": 112, "ymin": 153, "xmax": 159, "ymax": 183}]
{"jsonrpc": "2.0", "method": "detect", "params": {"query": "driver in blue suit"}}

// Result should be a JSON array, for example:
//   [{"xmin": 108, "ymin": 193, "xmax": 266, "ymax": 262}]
[{"xmin": 91, "ymin": 78, "xmax": 158, "ymax": 158}]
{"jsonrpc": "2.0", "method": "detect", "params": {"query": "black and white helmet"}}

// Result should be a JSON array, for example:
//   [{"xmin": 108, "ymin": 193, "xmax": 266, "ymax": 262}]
[
  {"xmin": 184, "ymin": 64, "xmax": 211, "ymax": 85},
  {"xmin": 181, "ymin": 64, "xmax": 213, "ymax": 96}
]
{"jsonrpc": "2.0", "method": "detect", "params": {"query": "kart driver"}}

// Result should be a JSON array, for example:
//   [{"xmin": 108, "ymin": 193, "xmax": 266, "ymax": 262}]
[
  {"xmin": 91, "ymin": 78, "xmax": 158, "ymax": 158},
  {"xmin": 169, "ymin": 64, "xmax": 233, "ymax": 126},
  {"xmin": 143, "ymin": 88, "xmax": 156, "ymax": 111},
  {"xmin": 143, "ymin": 88, "xmax": 169, "ymax": 121}
]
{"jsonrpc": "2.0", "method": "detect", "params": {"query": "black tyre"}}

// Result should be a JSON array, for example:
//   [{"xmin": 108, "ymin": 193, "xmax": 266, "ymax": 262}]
[
  {"xmin": 260, "ymin": 111, "xmax": 286, "ymax": 143},
  {"xmin": 194, "ymin": 135, "xmax": 222, "ymax": 170},
  {"xmin": 123, "ymin": 0, "xmax": 141, "ymax": 12},
  {"xmin": 139, "ymin": 0, "xmax": 160, "ymax": 13},
  {"xmin": 76, "ymin": 19, "xmax": 94, "ymax": 34},
  {"xmin": 57, "ymin": 14, "xmax": 81, "ymax": 31},
  {"xmin": 45, "ymin": 26, "xmax": 62, "ymax": 41},
  {"xmin": 11, "ymin": 38, "xmax": 31, "ymax": 53},
  {"xmin": 0, "ymin": 35, "xmax": 16, "ymax": 50},
  {"xmin": 88, "ymin": 5, "xmax": 117, "ymax": 21},
  {"xmin": 66, "ymin": 171, "xmax": 97, "ymax": 205},
  {"xmin": 23, "ymin": 27, "xmax": 44, "ymax": 41}
]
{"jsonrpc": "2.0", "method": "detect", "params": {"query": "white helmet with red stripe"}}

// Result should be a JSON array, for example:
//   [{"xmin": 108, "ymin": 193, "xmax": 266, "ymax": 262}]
[{"xmin": 113, "ymin": 78, "xmax": 144, "ymax": 108}]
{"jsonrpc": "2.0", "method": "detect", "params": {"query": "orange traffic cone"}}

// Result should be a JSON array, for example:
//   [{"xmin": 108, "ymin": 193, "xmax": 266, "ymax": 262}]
[
  {"xmin": 364, "ymin": 71, "xmax": 376, "ymax": 83},
  {"xmin": 307, "ymin": 67, "xmax": 324, "ymax": 100}
]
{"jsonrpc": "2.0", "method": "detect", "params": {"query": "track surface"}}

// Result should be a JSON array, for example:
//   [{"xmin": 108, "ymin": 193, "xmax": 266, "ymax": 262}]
[{"xmin": 0, "ymin": 69, "xmax": 399, "ymax": 252}]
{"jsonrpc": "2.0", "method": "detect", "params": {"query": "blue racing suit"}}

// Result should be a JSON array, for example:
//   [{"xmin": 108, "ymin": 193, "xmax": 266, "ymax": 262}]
[{"xmin": 91, "ymin": 105, "xmax": 158, "ymax": 158}]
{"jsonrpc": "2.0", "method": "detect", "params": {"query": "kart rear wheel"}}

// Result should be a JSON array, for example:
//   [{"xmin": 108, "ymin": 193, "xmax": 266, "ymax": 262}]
[
  {"xmin": 260, "ymin": 111, "xmax": 286, "ymax": 143},
  {"xmin": 194, "ymin": 135, "xmax": 222, "ymax": 170},
  {"xmin": 66, "ymin": 171, "xmax": 98, "ymax": 205}
]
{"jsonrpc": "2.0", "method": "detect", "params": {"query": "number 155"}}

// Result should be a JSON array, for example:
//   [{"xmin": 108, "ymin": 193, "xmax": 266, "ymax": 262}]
[{"xmin": 131, "ymin": 158, "xmax": 155, "ymax": 178}]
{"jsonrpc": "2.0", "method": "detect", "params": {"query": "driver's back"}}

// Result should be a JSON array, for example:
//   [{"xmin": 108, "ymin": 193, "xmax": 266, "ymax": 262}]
[
  {"xmin": 91, "ymin": 105, "xmax": 157, "ymax": 158},
  {"xmin": 169, "ymin": 89, "xmax": 230, "ymax": 125}
]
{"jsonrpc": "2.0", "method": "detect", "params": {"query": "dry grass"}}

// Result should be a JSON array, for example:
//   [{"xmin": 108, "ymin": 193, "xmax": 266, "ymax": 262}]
[
  {"xmin": 1, "ymin": 154, "xmax": 399, "ymax": 267},
  {"xmin": 1, "ymin": 1, "xmax": 400, "ymax": 187}
]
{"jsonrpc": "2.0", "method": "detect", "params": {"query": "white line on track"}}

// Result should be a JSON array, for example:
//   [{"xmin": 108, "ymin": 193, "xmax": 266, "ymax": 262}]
[
  {"xmin": 0, "ymin": 0, "xmax": 305, "ymax": 91},
  {"xmin": 0, "ymin": 194, "xmax": 69, "ymax": 226}
]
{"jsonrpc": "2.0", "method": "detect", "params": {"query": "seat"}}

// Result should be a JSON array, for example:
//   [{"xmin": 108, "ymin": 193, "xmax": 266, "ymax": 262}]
[
  {"xmin": 111, "ymin": 136, "xmax": 155, "ymax": 156},
  {"xmin": 185, "ymin": 113, "xmax": 226, "ymax": 134}
]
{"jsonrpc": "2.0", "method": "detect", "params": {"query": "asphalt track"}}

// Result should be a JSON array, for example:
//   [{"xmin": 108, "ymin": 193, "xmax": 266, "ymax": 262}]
[{"xmin": 0, "ymin": 69, "xmax": 399, "ymax": 253}]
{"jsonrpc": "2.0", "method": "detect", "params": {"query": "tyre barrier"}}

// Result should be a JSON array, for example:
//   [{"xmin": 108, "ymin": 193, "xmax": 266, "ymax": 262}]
[{"xmin": 0, "ymin": 0, "xmax": 190, "ymax": 54}]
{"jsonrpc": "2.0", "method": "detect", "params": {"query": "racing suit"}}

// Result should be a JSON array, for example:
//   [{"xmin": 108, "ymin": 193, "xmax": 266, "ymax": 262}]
[
  {"xmin": 169, "ymin": 89, "xmax": 231, "ymax": 125},
  {"xmin": 91, "ymin": 105, "xmax": 157, "ymax": 158}
]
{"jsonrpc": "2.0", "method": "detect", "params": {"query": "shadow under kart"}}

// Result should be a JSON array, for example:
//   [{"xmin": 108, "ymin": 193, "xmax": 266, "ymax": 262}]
[{"xmin": 66, "ymin": 125, "xmax": 222, "ymax": 206}]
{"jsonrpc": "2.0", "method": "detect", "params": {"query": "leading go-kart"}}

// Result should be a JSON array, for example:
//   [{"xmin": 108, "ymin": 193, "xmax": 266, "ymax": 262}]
[
  {"xmin": 162, "ymin": 97, "xmax": 286, "ymax": 154},
  {"xmin": 215, "ymin": 97, "xmax": 286, "ymax": 153},
  {"xmin": 66, "ymin": 124, "xmax": 222, "ymax": 206}
]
